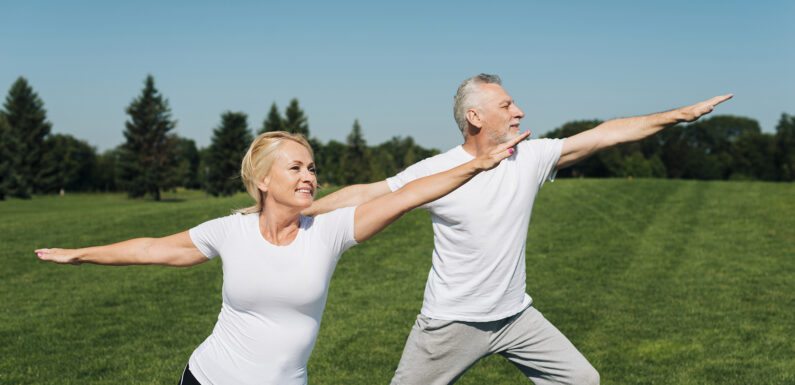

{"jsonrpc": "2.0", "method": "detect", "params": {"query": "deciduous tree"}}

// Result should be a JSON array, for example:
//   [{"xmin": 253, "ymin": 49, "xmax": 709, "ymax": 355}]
[
  {"xmin": 775, "ymin": 113, "xmax": 795, "ymax": 181},
  {"xmin": 39, "ymin": 134, "xmax": 97, "ymax": 193},
  {"xmin": 174, "ymin": 137, "xmax": 201, "ymax": 189}
]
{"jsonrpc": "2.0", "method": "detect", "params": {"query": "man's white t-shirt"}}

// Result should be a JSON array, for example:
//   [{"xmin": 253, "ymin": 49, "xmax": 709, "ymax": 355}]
[
  {"xmin": 187, "ymin": 207, "xmax": 357, "ymax": 385},
  {"xmin": 386, "ymin": 139, "xmax": 563, "ymax": 322}
]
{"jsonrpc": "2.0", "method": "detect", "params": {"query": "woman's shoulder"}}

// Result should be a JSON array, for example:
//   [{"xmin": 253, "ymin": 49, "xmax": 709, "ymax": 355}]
[{"xmin": 195, "ymin": 211, "xmax": 251, "ymax": 232}]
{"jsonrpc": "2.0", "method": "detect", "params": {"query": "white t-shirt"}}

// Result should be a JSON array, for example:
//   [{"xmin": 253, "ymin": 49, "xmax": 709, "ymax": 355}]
[
  {"xmin": 187, "ymin": 207, "xmax": 357, "ymax": 385},
  {"xmin": 386, "ymin": 139, "xmax": 563, "ymax": 322}
]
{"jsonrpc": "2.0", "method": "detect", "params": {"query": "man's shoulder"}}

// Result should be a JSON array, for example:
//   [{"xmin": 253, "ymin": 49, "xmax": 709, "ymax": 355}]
[
  {"xmin": 521, "ymin": 137, "xmax": 562, "ymax": 148},
  {"xmin": 386, "ymin": 146, "xmax": 465, "ymax": 189},
  {"xmin": 407, "ymin": 146, "xmax": 467, "ymax": 173},
  {"xmin": 516, "ymin": 138, "xmax": 563, "ymax": 159}
]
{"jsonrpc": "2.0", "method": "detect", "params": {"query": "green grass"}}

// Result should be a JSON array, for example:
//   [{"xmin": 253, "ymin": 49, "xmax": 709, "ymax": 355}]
[{"xmin": 1, "ymin": 180, "xmax": 792, "ymax": 384}]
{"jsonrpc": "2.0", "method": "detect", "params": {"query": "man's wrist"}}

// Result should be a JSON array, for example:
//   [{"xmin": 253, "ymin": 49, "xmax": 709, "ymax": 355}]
[{"xmin": 668, "ymin": 107, "xmax": 688, "ymax": 123}]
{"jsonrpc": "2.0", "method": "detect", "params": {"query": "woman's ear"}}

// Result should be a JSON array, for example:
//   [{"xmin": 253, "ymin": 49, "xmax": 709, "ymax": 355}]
[{"xmin": 256, "ymin": 175, "xmax": 270, "ymax": 193}]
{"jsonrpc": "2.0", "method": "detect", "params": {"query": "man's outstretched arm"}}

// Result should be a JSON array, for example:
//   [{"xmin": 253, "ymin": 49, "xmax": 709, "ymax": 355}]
[
  {"xmin": 556, "ymin": 94, "xmax": 733, "ymax": 170},
  {"xmin": 302, "ymin": 181, "xmax": 392, "ymax": 217}
]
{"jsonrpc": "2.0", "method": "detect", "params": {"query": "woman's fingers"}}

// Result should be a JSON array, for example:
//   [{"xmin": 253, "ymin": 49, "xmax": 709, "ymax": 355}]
[
  {"xmin": 478, "ymin": 131, "xmax": 531, "ymax": 170},
  {"xmin": 500, "ymin": 131, "xmax": 531, "ymax": 152},
  {"xmin": 35, "ymin": 248, "xmax": 78, "ymax": 264},
  {"xmin": 493, "ymin": 131, "xmax": 531, "ymax": 160}
]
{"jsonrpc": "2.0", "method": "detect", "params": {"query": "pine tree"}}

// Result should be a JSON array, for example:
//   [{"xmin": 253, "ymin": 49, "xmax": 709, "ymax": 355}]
[
  {"xmin": 117, "ymin": 75, "xmax": 179, "ymax": 201},
  {"xmin": 260, "ymin": 102, "xmax": 284, "ymax": 134},
  {"xmin": 206, "ymin": 111, "xmax": 253, "ymax": 196},
  {"xmin": 339, "ymin": 119, "xmax": 375, "ymax": 184},
  {"xmin": 284, "ymin": 98, "xmax": 309, "ymax": 136},
  {"xmin": 0, "ymin": 113, "xmax": 14, "ymax": 200},
  {"xmin": 0, "ymin": 113, "xmax": 28, "ymax": 199},
  {"xmin": 2, "ymin": 77, "xmax": 53, "ymax": 196}
]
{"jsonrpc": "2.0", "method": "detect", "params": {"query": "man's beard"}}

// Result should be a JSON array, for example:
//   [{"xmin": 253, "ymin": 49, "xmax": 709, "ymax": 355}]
[{"xmin": 488, "ymin": 128, "xmax": 519, "ymax": 144}]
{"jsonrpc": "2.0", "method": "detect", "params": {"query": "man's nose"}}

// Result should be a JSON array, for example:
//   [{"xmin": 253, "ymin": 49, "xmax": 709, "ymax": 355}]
[{"xmin": 513, "ymin": 105, "xmax": 525, "ymax": 119}]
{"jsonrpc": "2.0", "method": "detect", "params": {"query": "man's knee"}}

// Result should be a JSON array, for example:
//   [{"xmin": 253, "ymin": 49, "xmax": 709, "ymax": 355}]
[{"xmin": 570, "ymin": 362, "xmax": 599, "ymax": 385}]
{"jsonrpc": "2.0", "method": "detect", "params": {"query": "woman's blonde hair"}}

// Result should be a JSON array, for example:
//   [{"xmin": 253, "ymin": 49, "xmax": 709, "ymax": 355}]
[{"xmin": 237, "ymin": 131, "xmax": 314, "ymax": 215}]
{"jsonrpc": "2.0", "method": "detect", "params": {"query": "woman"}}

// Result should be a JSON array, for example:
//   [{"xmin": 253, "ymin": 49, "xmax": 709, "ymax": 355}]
[{"xmin": 36, "ymin": 130, "xmax": 530, "ymax": 385}]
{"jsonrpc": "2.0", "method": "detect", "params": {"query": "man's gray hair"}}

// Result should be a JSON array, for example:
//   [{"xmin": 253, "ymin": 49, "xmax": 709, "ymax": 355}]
[{"xmin": 453, "ymin": 74, "xmax": 502, "ymax": 137}]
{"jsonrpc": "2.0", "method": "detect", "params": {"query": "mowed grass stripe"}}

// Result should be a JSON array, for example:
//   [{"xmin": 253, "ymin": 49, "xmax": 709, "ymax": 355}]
[
  {"xmin": 589, "ymin": 180, "xmax": 712, "ymax": 384},
  {"xmin": 0, "ymin": 180, "xmax": 792, "ymax": 384}
]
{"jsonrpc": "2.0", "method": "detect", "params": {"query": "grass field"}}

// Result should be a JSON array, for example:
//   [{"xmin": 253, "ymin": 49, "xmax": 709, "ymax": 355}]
[{"xmin": 1, "ymin": 179, "xmax": 793, "ymax": 384}]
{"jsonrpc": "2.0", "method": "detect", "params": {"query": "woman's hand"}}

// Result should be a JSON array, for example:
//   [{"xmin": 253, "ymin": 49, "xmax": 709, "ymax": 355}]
[
  {"xmin": 36, "ymin": 248, "xmax": 82, "ymax": 265},
  {"xmin": 473, "ymin": 131, "xmax": 531, "ymax": 171},
  {"xmin": 34, "ymin": 232, "xmax": 208, "ymax": 267}
]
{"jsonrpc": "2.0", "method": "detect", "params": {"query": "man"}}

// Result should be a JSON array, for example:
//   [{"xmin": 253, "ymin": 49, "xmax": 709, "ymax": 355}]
[{"xmin": 304, "ymin": 74, "xmax": 731, "ymax": 384}]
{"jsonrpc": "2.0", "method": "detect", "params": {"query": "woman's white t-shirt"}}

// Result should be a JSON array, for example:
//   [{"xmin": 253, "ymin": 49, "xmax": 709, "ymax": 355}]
[{"xmin": 187, "ymin": 206, "xmax": 357, "ymax": 385}]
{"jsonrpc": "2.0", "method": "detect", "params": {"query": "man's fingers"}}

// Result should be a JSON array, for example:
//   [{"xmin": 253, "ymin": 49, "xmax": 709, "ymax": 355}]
[{"xmin": 710, "ymin": 94, "xmax": 733, "ymax": 107}]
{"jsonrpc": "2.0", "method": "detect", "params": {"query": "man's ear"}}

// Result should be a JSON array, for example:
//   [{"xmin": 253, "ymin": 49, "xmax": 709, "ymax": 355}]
[{"xmin": 466, "ymin": 108, "xmax": 482, "ymax": 129}]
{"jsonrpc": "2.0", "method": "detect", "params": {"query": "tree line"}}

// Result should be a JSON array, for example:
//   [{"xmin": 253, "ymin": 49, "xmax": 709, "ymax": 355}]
[
  {"xmin": 1, "ymin": 75, "xmax": 793, "ymax": 200},
  {"xmin": 0, "ymin": 75, "xmax": 438, "ymax": 200},
  {"xmin": 542, "ymin": 115, "xmax": 795, "ymax": 181}
]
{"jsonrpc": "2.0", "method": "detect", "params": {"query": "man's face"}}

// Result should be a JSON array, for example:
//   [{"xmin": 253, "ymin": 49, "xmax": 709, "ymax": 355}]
[{"xmin": 475, "ymin": 83, "xmax": 525, "ymax": 144}]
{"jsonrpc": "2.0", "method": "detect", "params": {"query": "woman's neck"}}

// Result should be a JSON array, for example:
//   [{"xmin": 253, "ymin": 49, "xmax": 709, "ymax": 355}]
[{"xmin": 259, "ymin": 201, "xmax": 302, "ymax": 246}]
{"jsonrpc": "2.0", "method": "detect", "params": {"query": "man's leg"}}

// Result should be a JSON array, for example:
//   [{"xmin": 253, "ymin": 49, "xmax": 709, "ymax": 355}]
[
  {"xmin": 491, "ymin": 306, "xmax": 599, "ymax": 385},
  {"xmin": 391, "ymin": 314, "xmax": 491, "ymax": 385}
]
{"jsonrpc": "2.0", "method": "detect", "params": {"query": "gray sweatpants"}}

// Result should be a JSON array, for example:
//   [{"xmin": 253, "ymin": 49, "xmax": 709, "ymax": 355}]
[{"xmin": 390, "ymin": 306, "xmax": 599, "ymax": 385}]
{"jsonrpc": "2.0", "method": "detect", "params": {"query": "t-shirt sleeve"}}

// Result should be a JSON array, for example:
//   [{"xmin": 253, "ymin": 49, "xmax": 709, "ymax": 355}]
[
  {"xmin": 521, "ymin": 138, "xmax": 563, "ymax": 187},
  {"xmin": 314, "ymin": 206, "xmax": 358, "ymax": 258},
  {"xmin": 189, "ymin": 214, "xmax": 237, "ymax": 259}
]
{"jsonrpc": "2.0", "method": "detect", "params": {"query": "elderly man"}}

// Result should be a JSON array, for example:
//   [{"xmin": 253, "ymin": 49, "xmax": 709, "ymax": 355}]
[{"xmin": 305, "ymin": 74, "xmax": 731, "ymax": 384}]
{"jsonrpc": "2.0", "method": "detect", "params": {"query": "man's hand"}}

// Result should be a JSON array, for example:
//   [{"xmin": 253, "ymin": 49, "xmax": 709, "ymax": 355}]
[
  {"xmin": 679, "ymin": 94, "xmax": 734, "ymax": 123},
  {"xmin": 557, "ymin": 93, "xmax": 734, "ymax": 170}
]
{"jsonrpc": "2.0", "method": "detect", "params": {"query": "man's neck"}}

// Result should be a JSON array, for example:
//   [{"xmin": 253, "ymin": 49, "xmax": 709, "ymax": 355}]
[{"xmin": 461, "ymin": 135, "xmax": 494, "ymax": 157}]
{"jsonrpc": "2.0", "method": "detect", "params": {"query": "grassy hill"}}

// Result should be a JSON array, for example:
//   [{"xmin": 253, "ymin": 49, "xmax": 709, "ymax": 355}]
[{"xmin": 1, "ymin": 179, "xmax": 792, "ymax": 384}]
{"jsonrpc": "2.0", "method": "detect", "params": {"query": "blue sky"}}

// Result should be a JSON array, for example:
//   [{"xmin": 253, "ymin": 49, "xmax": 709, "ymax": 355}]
[{"xmin": 2, "ymin": 1, "xmax": 793, "ymax": 152}]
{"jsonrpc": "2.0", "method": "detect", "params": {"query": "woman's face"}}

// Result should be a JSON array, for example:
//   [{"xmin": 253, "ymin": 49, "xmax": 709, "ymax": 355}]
[{"xmin": 258, "ymin": 140, "xmax": 317, "ymax": 210}]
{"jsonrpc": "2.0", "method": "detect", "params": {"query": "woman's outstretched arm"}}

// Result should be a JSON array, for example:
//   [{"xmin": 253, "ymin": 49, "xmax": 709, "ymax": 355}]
[
  {"xmin": 35, "ymin": 231, "xmax": 208, "ymax": 267},
  {"xmin": 353, "ymin": 131, "xmax": 530, "ymax": 243}
]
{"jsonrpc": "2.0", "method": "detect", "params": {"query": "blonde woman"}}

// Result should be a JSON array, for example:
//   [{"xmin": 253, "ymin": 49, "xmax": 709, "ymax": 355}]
[{"xmin": 35, "ymin": 130, "xmax": 529, "ymax": 385}]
